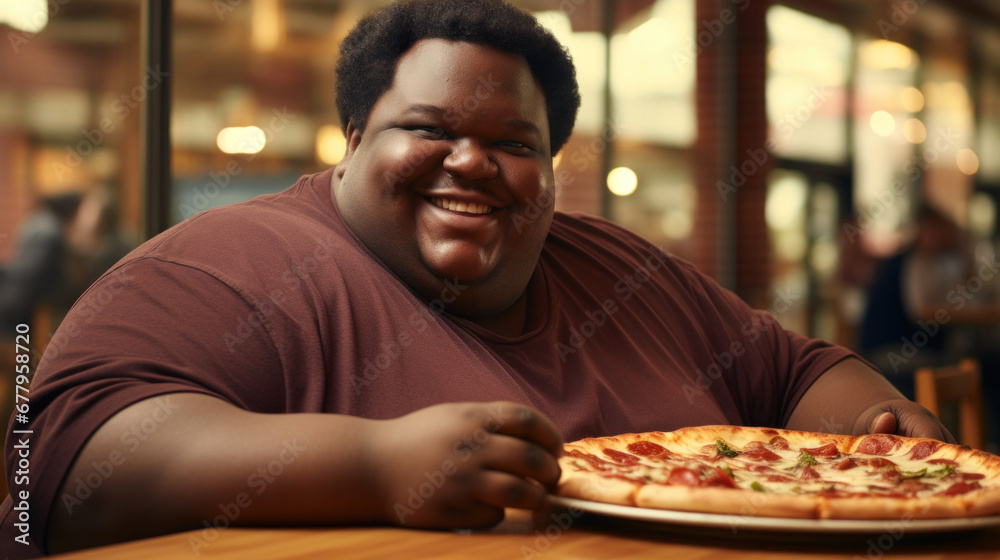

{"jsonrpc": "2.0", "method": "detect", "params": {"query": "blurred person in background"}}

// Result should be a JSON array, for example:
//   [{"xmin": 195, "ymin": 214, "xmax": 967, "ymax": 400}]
[
  {"xmin": 859, "ymin": 204, "xmax": 973, "ymax": 392},
  {"xmin": 0, "ymin": 192, "xmax": 83, "ymax": 335},
  {"xmin": 0, "ymin": 187, "xmax": 134, "ymax": 336},
  {"xmin": 54, "ymin": 187, "xmax": 136, "ymax": 324}
]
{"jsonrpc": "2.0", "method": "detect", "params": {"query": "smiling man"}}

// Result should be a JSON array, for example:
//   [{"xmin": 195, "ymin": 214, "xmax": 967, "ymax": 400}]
[
  {"xmin": 334, "ymin": 38, "xmax": 556, "ymax": 334},
  {"xmin": 2, "ymin": 0, "xmax": 950, "ymax": 556}
]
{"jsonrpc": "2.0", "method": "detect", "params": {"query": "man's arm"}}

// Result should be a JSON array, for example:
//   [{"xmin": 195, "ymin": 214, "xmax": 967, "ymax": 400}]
[
  {"xmin": 47, "ymin": 393, "xmax": 562, "ymax": 553},
  {"xmin": 786, "ymin": 357, "xmax": 954, "ymax": 442}
]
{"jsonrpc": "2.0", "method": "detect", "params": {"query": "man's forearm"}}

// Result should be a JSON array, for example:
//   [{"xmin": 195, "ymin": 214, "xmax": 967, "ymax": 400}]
[
  {"xmin": 786, "ymin": 358, "xmax": 911, "ymax": 434},
  {"xmin": 47, "ymin": 393, "xmax": 385, "ymax": 553}
]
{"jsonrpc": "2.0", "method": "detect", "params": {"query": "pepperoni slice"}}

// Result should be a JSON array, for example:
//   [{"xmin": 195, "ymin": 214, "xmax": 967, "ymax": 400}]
[
  {"xmin": 800, "ymin": 465, "xmax": 821, "ymax": 480},
  {"xmin": 627, "ymin": 440, "xmax": 668, "ymax": 457},
  {"xmin": 768, "ymin": 436, "xmax": 790, "ymax": 450},
  {"xmin": 801, "ymin": 443, "xmax": 839, "ymax": 457},
  {"xmin": 856, "ymin": 434, "xmax": 902, "ymax": 455},
  {"xmin": 908, "ymin": 440, "xmax": 942, "ymax": 460},
  {"xmin": 880, "ymin": 470, "xmax": 902, "ymax": 483},
  {"xmin": 961, "ymin": 472, "xmax": 986, "ymax": 482},
  {"xmin": 928, "ymin": 458, "xmax": 958, "ymax": 466},
  {"xmin": 865, "ymin": 457, "xmax": 897, "ymax": 469},
  {"xmin": 667, "ymin": 467, "xmax": 701, "ymax": 487},
  {"xmin": 602, "ymin": 449, "xmax": 640, "ymax": 465},
  {"xmin": 897, "ymin": 479, "xmax": 931, "ymax": 496},
  {"xmin": 703, "ymin": 467, "xmax": 738, "ymax": 488},
  {"xmin": 835, "ymin": 457, "xmax": 858, "ymax": 470},
  {"xmin": 937, "ymin": 481, "xmax": 982, "ymax": 496},
  {"xmin": 765, "ymin": 474, "xmax": 796, "ymax": 483},
  {"xmin": 742, "ymin": 448, "xmax": 782, "ymax": 461},
  {"xmin": 567, "ymin": 450, "xmax": 614, "ymax": 471}
]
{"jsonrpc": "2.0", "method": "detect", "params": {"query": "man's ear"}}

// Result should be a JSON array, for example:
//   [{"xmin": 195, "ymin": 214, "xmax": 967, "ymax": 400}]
[{"xmin": 334, "ymin": 121, "xmax": 363, "ymax": 178}]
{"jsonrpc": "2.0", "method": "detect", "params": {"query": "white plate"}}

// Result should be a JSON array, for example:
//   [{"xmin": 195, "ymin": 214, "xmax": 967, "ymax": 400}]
[{"xmin": 548, "ymin": 496, "xmax": 1000, "ymax": 535}]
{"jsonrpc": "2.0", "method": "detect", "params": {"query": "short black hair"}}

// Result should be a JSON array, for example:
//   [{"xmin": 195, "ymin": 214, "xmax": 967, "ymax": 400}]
[
  {"xmin": 335, "ymin": 0, "xmax": 581, "ymax": 154},
  {"xmin": 43, "ymin": 192, "xmax": 83, "ymax": 222}
]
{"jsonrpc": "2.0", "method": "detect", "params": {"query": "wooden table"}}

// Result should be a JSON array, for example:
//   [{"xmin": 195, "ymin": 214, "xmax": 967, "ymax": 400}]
[{"xmin": 49, "ymin": 508, "xmax": 1000, "ymax": 559}]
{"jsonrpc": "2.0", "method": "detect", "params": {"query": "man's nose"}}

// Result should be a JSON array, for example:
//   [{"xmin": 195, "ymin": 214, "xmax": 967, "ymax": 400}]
[{"xmin": 443, "ymin": 139, "xmax": 498, "ymax": 180}]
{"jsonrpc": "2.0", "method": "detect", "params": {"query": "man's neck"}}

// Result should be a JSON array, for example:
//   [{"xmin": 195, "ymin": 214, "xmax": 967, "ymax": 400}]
[{"xmin": 468, "ymin": 289, "xmax": 530, "ymax": 337}]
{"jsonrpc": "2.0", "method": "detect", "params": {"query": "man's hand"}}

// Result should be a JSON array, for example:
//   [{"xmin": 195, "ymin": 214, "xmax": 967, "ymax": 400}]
[
  {"xmin": 854, "ymin": 399, "xmax": 956, "ymax": 443},
  {"xmin": 369, "ymin": 401, "xmax": 563, "ymax": 529}
]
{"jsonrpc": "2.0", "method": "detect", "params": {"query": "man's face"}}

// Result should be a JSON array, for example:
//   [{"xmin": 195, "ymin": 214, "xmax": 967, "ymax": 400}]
[{"xmin": 334, "ymin": 39, "xmax": 555, "ymax": 319}]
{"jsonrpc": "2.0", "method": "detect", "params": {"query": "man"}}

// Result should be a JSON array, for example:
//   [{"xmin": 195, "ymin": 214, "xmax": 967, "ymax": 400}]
[{"xmin": 2, "ymin": 0, "xmax": 949, "ymax": 556}]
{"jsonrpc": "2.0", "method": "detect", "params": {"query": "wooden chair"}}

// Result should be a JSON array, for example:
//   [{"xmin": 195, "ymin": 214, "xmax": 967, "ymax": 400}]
[{"xmin": 914, "ymin": 358, "xmax": 984, "ymax": 449}]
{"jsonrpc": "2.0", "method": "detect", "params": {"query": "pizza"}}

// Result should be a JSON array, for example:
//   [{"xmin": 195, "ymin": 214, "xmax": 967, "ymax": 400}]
[{"xmin": 556, "ymin": 426, "xmax": 1000, "ymax": 520}]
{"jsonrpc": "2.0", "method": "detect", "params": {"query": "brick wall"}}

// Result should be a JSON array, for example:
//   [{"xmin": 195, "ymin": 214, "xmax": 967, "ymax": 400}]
[{"xmin": 692, "ymin": 0, "xmax": 773, "ymax": 306}]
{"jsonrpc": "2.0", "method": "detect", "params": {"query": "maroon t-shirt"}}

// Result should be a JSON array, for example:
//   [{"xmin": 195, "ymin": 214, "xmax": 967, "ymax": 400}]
[{"xmin": 1, "ymin": 169, "xmax": 855, "ymax": 556}]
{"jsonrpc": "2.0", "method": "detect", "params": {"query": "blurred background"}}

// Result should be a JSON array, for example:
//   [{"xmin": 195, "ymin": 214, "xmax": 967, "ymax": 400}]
[{"xmin": 1, "ymin": 0, "xmax": 1000, "ymax": 447}]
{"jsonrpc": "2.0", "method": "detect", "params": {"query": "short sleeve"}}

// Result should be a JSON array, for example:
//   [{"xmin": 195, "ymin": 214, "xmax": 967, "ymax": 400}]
[
  {"xmin": 668, "ymin": 257, "xmax": 858, "ymax": 428},
  {"xmin": 6, "ymin": 257, "xmax": 286, "ymax": 552}
]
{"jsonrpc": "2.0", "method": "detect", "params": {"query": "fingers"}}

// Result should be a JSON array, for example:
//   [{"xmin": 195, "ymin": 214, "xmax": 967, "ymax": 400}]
[
  {"xmin": 473, "ymin": 434, "xmax": 562, "ymax": 488},
  {"xmin": 468, "ymin": 470, "xmax": 549, "ymax": 511},
  {"xmin": 870, "ymin": 411, "xmax": 897, "ymax": 434},
  {"xmin": 889, "ymin": 402, "xmax": 956, "ymax": 443},
  {"xmin": 860, "ymin": 401, "xmax": 958, "ymax": 444},
  {"xmin": 897, "ymin": 410, "xmax": 957, "ymax": 443},
  {"xmin": 478, "ymin": 402, "xmax": 564, "ymax": 457},
  {"xmin": 381, "ymin": 402, "xmax": 564, "ymax": 529}
]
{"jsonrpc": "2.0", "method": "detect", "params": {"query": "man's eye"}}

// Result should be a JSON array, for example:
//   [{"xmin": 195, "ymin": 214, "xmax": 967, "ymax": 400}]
[
  {"xmin": 497, "ymin": 141, "xmax": 534, "ymax": 154},
  {"xmin": 411, "ymin": 126, "xmax": 449, "ymax": 139}
]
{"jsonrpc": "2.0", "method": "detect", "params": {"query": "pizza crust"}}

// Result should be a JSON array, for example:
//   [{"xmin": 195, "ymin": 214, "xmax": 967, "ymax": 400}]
[
  {"xmin": 558, "ymin": 470, "xmax": 637, "ymax": 506},
  {"xmin": 635, "ymin": 484, "xmax": 817, "ymax": 519}
]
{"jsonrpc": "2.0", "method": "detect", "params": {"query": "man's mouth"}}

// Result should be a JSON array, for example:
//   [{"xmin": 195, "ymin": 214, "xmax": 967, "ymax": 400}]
[{"xmin": 430, "ymin": 197, "xmax": 496, "ymax": 215}]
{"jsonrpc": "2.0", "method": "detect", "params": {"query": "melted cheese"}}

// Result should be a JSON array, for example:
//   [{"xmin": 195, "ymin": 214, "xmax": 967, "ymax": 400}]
[{"xmin": 573, "ymin": 437, "xmax": 998, "ymax": 499}]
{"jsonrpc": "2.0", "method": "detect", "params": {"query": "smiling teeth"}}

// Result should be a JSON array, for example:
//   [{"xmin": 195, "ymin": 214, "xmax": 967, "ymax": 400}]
[{"xmin": 432, "ymin": 197, "xmax": 493, "ymax": 215}]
